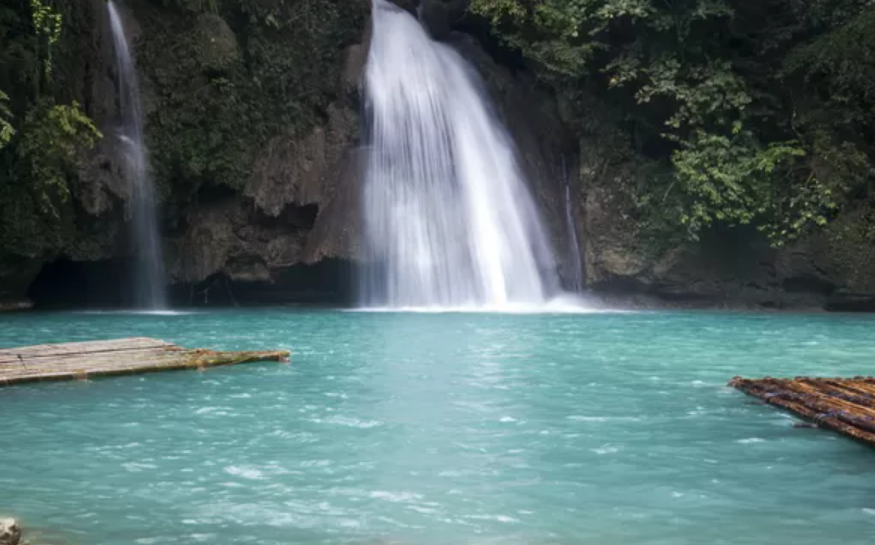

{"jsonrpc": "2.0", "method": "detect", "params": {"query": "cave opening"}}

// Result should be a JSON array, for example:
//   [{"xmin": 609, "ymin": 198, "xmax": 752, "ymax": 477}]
[
  {"xmin": 169, "ymin": 258, "xmax": 357, "ymax": 308},
  {"xmin": 29, "ymin": 256, "xmax": 358, "ymax": 310},
  {"xmin": 28, "ymin": 258, "xmax": 135, "ymax": 309}
]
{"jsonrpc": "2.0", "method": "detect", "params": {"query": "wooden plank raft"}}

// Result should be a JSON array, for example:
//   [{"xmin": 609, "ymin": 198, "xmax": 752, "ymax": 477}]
[
  {"xmin": 730, "ymin": 376, "xmax": 875, "ymax": 447},
  {"xmin": 0, "ymin": 337, "xmax": 290, "ymax": 387}
]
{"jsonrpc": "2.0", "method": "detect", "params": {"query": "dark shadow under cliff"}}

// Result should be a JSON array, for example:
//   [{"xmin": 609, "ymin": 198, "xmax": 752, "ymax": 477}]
[
  {"xmin": 169, "ymin": 258, "xmax": 357, "ymax": 308},
  {"xmin": 28, "ymin": 257, "xmax": 357, "ymax": 309}
]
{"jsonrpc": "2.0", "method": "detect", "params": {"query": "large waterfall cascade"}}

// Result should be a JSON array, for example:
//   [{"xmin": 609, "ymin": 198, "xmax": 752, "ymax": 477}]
[
  {"xmin": 107, "ymin": 1, "xmax": 167, "ymax": 309},
  {"xmin": 362, "ymin": 0, "xmax": 563, "ymax": 310}
]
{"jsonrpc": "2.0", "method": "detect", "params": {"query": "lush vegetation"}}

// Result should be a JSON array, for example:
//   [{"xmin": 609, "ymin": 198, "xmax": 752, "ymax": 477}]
[
  {"xmin": 2, "ymin": 0, "xmax": 872, "ymax": 287},
  {"xmin": 138, "ymin": 0, "xmax": 364, "ymax": 205},
  {"xmin": 0, "ymin": 0, "xmax": 101, "ymax": 255},
  {"xmin": 472, "ymin": 0, "xmax": 875, "ymax": 246},
  {"xmin": 0, "ymin": 0, "xmax": 363, "ymax": 257}
]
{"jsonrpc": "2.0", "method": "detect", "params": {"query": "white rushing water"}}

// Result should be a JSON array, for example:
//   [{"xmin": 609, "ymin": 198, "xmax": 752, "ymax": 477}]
[
  {"xmin": 107, "ymin": 1, "xmax": 167, "ymax": 310},
  {"xmin": 362, "ymin": 0, "xmax": 559, "ymax": 310}
]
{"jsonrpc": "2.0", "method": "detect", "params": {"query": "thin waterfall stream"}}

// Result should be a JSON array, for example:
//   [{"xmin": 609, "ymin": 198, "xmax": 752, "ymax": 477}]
[
  {"xmin": 107, "ymin": 0, "xmax": 167, "ymax": 310},
  {"xmin": 563, "ymin": 159, "xmax": 584, "ymax": 292},
  {"xmin": 361, "ymin": 0, "xmax": 561, "ymax": 310}
]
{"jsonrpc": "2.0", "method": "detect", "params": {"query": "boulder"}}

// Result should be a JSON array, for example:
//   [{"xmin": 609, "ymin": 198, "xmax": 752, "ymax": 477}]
[{"xmin": 0, "ymin": 519, "xmax": 21, "ymax": 545}]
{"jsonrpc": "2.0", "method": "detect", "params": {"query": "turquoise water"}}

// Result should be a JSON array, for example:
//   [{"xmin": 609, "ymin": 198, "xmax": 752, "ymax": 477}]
[{"xmin": 1, "ymin": 309, "xmax": 874, "ymax": 545}]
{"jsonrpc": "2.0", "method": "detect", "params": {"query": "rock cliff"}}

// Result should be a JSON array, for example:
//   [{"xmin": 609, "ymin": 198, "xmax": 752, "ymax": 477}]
[
  {"xmin": 2, "ymin": 0, "xmax": 369, "ymax": 308},
  {"xmin": 2, "ymin": 0, "xmax": 874, "ymax": 311}
]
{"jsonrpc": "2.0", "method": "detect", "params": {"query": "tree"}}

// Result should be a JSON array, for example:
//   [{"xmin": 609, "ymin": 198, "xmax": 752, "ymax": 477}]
[
  {"xmin": 0, "ymin": 90, "xmax": 13, "ymax": 151},
  {"xmin": 470, "ymin": 0, "xmax": 875, "ymax": 245},
  {"xmin": 0, "ymin": 0, "xmax": 101, "ymax": 253}
]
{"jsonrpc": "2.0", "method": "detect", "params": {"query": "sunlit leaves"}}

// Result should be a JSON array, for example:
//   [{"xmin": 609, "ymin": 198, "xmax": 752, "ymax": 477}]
[
  {"xmin": 0, "ymin": 90, "xmax": 14, "ymax": 151},
  {"xmin": 671, "ymin": 129, "xmax": 834, "ymax": 245},
  {"xmin": 15, "ymin": 100, "xmax": 101, "ymax": 217},
  {"xmin": 29, "ymin": 0, "xmax": 62, "ymax": 79},
  {"xmin": 470, "ymin": 0, "xmax": 868, "ymax": 246}
]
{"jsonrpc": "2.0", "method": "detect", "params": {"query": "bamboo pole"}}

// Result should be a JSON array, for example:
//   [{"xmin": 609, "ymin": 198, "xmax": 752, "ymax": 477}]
[{"xmin": 730, "ymin": 376, "xmax": 875, "ymax": 447}]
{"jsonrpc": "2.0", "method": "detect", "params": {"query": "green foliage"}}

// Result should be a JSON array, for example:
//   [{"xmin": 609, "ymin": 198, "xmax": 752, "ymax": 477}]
[
  {"xmin": 672, "ymin": 128, "xmax": 835, "ymax": 245},
  {"xmin": 137, "ymin": 0, "xmax": 366, "ymax": 202},
  {"xmin": 471, "ymin": 0, "xmax": 598, "ymax": 77},
  {"xmin": 472, "ymin": 0, "xmax": 875, "ymax": 247},
  {"xmin": 14, "ymin": 100, "xmax": 101, "ymax": 217},
  {"xmin": 29, "ymin": 0, "xmax": 62, "ymax": 80},
  {"xmin": 623, "ymin": 58, "xmax": 751, "ymax": 135},
  {"xmin": 0, "ymin": 100, "xmax": 101, "ymax": 254},
  {"xmin": 0, "ymin": 89, "xmax": 13, "ymax": 150},
  {"xmin": 0, "ymin": 99, "xmax": 101, "ymax": 253},
  {"xmin": 0, "ymin": 0, "xmax": 102, "ymax": 255},
  {"xmin": 785, "ymin": 9, "xmax": 875, "ymax": 128}
]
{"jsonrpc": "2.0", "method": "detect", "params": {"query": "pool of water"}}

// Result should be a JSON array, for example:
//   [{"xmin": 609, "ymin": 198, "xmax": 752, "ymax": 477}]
[{"xmin": 1, "ymin": 309, "xmax": 873, "ymax": 545}]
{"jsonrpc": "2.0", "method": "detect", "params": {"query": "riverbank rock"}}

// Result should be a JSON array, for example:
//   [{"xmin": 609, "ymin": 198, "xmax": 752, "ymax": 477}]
[
  {"xmin": 550, "ymin": 85, "xmax": 875, "ymax": 310},
  {"xmin": 0, "ymin": 519, "xmax": 21, "ymax": 545}
]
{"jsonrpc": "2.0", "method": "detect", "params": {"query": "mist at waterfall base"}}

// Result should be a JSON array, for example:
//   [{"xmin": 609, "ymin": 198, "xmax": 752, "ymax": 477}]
[
  {"xmin": 361, "ymin": 0, "xmax": 587, "ymax": 312},
  {"xmin": 107, "ymin": 1, "xmax": 167, "ymax": 310}
]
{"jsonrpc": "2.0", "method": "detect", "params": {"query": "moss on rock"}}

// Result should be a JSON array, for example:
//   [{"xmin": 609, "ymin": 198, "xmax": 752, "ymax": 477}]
[
  {"xmin": 134, "ymin": 0, "xmax": 367, "ymax": 208},
  {"xmin": 191, "ymin": 13, "xmax": 241, "ymax": 74}
]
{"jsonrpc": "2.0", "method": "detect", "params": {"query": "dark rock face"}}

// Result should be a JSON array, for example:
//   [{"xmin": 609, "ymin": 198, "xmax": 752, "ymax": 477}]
[
  {"xmin": 0, "ymin": 0, "xmax": 369, "ymax": 309},
  {"xmin": 387, "ymin": 0, "xmax": 468, "ymax": 40},
  {"xmin": 162, "ymin": 33, "xmax": 368, "ymax": 299},
  {"xmin": 574, "ymin": 94, "xmax": 875, "ymax": 310},
  {"xmin": 150, "ymin": 0, "xmax": 369, "ymax": 304},
  {"xmin": 418, "ymin": 0, "xmax": 451, "ymax": 39},
  {"xmin": 191, "ymin": 14, "xmax": 240, "ymax": 74}
]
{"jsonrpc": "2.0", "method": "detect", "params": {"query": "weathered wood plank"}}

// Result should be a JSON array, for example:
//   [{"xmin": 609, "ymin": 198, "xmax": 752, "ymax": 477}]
[
  {"xmin": 730, "ymin": 376, "xmax": 875, "ymax": 448},
  {"xmin": 0, "ymin": 338, "xmax": 290, "ymax": 387},
  {"xmin": 0, "ymin": 347, "xmax": 178, "ymax": 365},
  {"xmin": 0, "ymin": 338, "xmax": 173, "ymax": 363}
]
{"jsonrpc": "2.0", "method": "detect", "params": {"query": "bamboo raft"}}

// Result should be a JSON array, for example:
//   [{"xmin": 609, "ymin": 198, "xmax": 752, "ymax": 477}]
[
  {"xmin": 730, "ymin": 376, "xmax": 875, "ymax": 447},
  {"xmin": 0, "ymin": 337, "xmax": 290, "ymax": 387}
]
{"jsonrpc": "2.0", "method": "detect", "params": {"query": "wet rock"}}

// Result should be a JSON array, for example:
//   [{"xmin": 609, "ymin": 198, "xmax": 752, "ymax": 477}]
[
  {"xmin": 386, "ymin": 0, "xmax": 417, "ymax": 14},
  {"xmin": 0, "ymin": 519, "xmax": 21, "ymax": 545},
  {"xmin": 342, "ymin": 42, "xmax": 368, "ymax": 101},
  {"xmin": 164, "ymin": 100, "xmax": 363, "ymax": 286},
  {"xmin": 245, "ymin": 101, "xmax": 358, "ymax": 219},
  {"xmin": 419, "ymin": 0, "xmax": 452, "ymax": 39}
]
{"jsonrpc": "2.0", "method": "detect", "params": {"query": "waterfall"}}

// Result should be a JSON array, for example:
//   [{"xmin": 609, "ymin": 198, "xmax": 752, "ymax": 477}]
[
  {"xmin": 361, "ymin": 0, "xmax": 559, "ymax": 310},
  {"xmin": 563, "ymin": 160, "xmax": 584, "ymax": 292},
  {"xmin": 107, "ymin": 1, "xmax": 167, "ymax": 310},
  {"xmin": 562, "ymin": 156, "xmax": 583, "ymax": 293}
]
